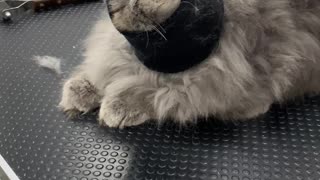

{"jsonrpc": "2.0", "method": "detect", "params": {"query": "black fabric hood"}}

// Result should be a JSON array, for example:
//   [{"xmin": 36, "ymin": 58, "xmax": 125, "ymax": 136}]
[{"xmin": 109, "ymin": 0, "xmax": 224, "ymax": 73}]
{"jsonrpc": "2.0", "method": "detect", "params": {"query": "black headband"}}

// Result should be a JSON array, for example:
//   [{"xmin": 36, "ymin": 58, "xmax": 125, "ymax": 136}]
[{"xmin": 109, "ymin": 0, "xmax": 224, "ymax": 73}]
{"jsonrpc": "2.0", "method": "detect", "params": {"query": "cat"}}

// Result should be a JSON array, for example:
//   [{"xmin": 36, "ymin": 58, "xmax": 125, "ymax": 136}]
[{"xmin": 59, "ymin": 0, "xmax": 320, "ymax": 128}]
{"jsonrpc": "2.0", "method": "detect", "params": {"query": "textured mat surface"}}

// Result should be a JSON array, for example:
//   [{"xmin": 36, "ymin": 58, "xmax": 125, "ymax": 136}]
[{"xmin": 0, "ymin": 3, "xmax": 320, "ymax": 180}]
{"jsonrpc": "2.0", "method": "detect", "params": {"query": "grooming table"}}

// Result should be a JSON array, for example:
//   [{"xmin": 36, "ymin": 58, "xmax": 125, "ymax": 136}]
[{"xmin": 0, "ymin": 3, "xmax": 320, "ymax": 180}]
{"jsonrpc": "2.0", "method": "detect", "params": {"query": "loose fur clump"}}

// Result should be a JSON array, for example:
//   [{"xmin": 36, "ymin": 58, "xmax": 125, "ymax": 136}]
[
  {"xmin": 33, "ymin": 55, "xmax": 62, "ymax": 74},
  {"xmin": 59, "ymin": 0, "xmax": 320, "ymax": 128}
]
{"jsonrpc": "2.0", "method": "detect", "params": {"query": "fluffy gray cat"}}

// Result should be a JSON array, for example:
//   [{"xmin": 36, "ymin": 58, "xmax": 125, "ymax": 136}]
[{"xmin": 59, "ymin": 0, "xmax": 320, "ymax": 128}]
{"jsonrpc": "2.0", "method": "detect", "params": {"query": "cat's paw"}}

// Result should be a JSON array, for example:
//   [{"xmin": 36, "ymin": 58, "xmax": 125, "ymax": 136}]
[
  {"xmin": 99, "ymin": 98, "xmax": 150, "ymax": 128},
  {"xmin": 59, "ymin": 77, "xmax": 101, "ymax": 118},
  {"xmin": 224, "ymin": 102, "xmax": 271, "ymax": 120}
]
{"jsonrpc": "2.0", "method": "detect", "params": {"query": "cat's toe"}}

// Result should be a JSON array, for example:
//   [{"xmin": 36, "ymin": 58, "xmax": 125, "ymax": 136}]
[
  {"xmin": 62, "ymin": 108, "xmax": 81, "ymax": 119},
  {"xmin": 98, "ymin": 99, "xmax": 150, "ymax": 128}
]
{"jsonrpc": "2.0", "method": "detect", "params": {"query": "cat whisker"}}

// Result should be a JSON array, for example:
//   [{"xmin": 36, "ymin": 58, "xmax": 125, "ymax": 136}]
[
  {"xmin": 153, "ymin": 21, "xmax": 166, "ymax": 33},
  {"xmin": 143, "ymin": 15, "xmax": 167, "ymax": 34},
  {"xmin": 181, "ymin": 1, "xmax": 200, "ymax": 14},
  {"xmin": 151, "ymin": 25, "xmax": 168, "ymax": 41},
  {"xmin": 144, "ymin": 27, "xmax": 150, "ymax": 48}
]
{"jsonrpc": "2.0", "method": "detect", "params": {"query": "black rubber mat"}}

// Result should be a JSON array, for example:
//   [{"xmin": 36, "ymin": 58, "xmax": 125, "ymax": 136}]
[{"xmin": 1, "ymin": 3, "xmax": 320, "ymax": 180}]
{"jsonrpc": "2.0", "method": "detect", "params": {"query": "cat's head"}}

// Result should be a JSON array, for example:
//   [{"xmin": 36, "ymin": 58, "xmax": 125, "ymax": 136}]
[{"xmin": 107, "ymin": 0, "xmax": 181, "ymax": 32}]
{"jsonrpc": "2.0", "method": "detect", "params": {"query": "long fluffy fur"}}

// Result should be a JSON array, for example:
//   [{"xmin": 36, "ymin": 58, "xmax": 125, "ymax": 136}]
[{"xmin": 59, "ymin": 0, "xmax": 320, "ymax": 127}]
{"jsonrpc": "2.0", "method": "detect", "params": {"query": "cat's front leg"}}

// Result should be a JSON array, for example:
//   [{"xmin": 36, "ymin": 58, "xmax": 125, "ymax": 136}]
[{"xmin": 98, "ymin": 76, "xmax": 155, "ymax": 128}]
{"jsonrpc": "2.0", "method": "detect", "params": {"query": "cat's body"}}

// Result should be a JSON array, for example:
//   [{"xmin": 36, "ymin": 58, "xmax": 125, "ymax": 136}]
[{"xmin": 59, "ymin": 0, "xmax": 320, "ymax": 128}]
